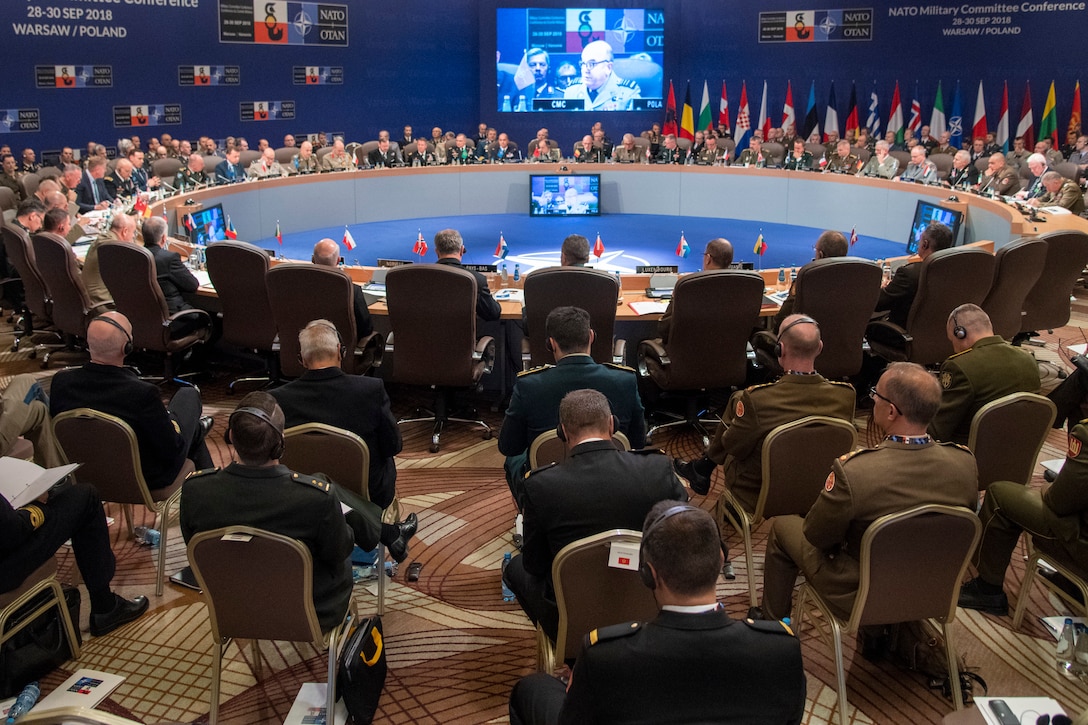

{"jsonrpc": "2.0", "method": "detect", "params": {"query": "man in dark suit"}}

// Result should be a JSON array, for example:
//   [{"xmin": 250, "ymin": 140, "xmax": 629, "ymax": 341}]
[
  {"xmin": 404, "ymin": 138, "xmax": 437, "ymax": 167},
  {"xmin": 311, "ymin": 238, "xmax": 373, "ymax": 343},
  {"xmin": 433, "ymin": 228, "xmax": 501, "ymax": 322},
  {"xmin": 142, "ymin": 216, "xmax": 198, "ymax": 313},
  {"xmin": 499, "ymin": 306, "xmax": 647, "ymax": 503},
  {"xmin": 49, "ymin": 312, "xmax": 214, "ymax": 490},
  {"xmin": 271, "ymin": 319, "xmax": 402, "ymax": 509},
  {"xmin": 213, "ymin": 147, "xmax": 245, "ymax": 184},
  {"xmin": 502, "ymin": 389, "xmax": 687, "ymax": 641},
  {"xmin": 509, "ymin": 502, "xmax": 805, "ymax": 725},
  {"xmin": 74, "ymin": 156, "xmax": 113, "ymax": 212},
  {"xmin": 873, "ymin": 221, "xmax": 954, "ymax": 328},
  {"xmin": 367, "ymin": 139, "xmax": 399, "ymax": 168}
]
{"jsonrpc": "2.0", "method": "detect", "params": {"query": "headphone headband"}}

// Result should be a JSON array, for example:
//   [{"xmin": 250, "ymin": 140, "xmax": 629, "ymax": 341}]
[
  {"xmin": 773, "ymin": 316, "xmax": 819, "ymax": 359},
  {"xmin": 91, "ymin": 315, "xmax": 133, "ymax": 355},
  {"xmin": 638, "ymin": 504, "xmax": 702, "ymax": 590}
]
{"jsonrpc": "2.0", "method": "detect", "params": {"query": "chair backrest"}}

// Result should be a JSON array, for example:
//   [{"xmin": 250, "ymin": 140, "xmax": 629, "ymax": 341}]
[
  {"xmin": 0, "ymin": 187, "xmax": 17, "ymax": 213},
  {"xmin": 651, "ymin": 270, "xmax": 764, "ymax": 389},
  {"xmin": 1021, "ymin": 231, "xmax": 1088, "ymax": 333},
  {"xmin": 266, "ymin": 263, "xmax": 357, "ymax": 378},
  {"xmin": 238, "ymin": 150, "xmax": 261, "ymax": 168},
  {"xmin": 930, "ymin": 153, "xmax": 954, "ymax": 177},
  {"xmin": 32, "ymin": 232, "xmax": 95, "ymax": 337},
  {"xmin": 188, "ymin": 526, "xmax": 324, "ymax": 645},
  {"xmin": 904, "ymin": 246, "xmax": 995, "ymax": 365},
  {"xmin": 792, "ymin": 257, "xmax": 882, "ymax": 378},
  {"xmin": 969, "ymin": 392, "xmax": 1056, "ymax": 490},
  {"xmin": 523, "ymin": 267, "xmax": 619, "ymax": 368},
  {"xmin": 385, "ymin": 264, "xmax": 481, "ymax": 387},
  {"xmin": 37, "ymin": 166, "xmax": 62, "ymax": 182},
  {"xmin": 96, "ymin": 241, "xmax": 171, "ymax": 352},
  {"xmin": 804, "ymin": 142, "xmax": 826, "ymax": 160},
  {"xmin": 552, "ymin": 529, "xmax": 660, "ymax": 663},
  {"xmin": 756, "ymin": 416, "xmax": 857, "ymax": 521},
  {"xmin": 762, "ymin": 142, "xmax": 785, "ymax": 165},
  {"xmin": 1055, "ymin": 161, "xmax": 1080, "ymax": 181},
  {"xmin": 281, "ymin": 423, "xmax": 371, "ymax": 502},
  {"xmin": 852, "ymin": 505, "xmax": 980, "ymax": 628},
  {"xmin": 151, "ymin": 157, "xmax": 183, "ymax": 180},
  {"xmin": 274, "ymin": 147, "xmax": 297, "ymax": 165},
  {"xmin": 890, "ymin": 150, "xmax": 912, "ymax": 170},
  {"xmin": 981, "ymin": 238, "xmax": 1048, "ymax": 340},
  {"xmin": 528, "ymin": 430, "xmax": 631, "ymax": 469},
  {"xmin": 316, "ymin": 146, "xmax": 335, "ymax": 160},
  {"xmin": 20, "ymin": 173, "xmax": 41, "ymax": 198},
  {"xmin": 1, "ymin": 223, "xmax": 51, "ymax": 320},
  {"xmin": 205, "ymin": 241, "xmax": 276, "ymax": 351},
  {"xmin": 52, "ymin": 408, "xmax": 157, "ymax": 510}
]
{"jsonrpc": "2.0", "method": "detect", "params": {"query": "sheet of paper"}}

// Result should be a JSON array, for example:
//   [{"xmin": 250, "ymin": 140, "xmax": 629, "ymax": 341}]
[
  {"xmin": 627, "ymin": 300, "xmax": 669, "ymax": 315},
  {"xmin": 1041, "ymin": 458, "xmax": 1065, "ymax": 476},
  {"xmin": 0, "ymin": 458, "xmax": 81, "ymax": 508},
  {"xmin": 283, "ymin": 683, "xmax": 347, "ymax": 725},
  {"xmin": 1067, "ymin": 343, "xmax": 1087, "ymax": 355},
  {"xmin": 35, "ymin": 668, "xmax": 126, "ymax": 711},
  {"xmin": 975, "ymin": 696, "xmax": 1066, "ymax": 725},
  {"xmin": 191, "ymin": 269, "xmax": 213, "ymax": 289},
  {"xmin": 493, "ymin": 288, "xmax": 524, "ymax": 303}
]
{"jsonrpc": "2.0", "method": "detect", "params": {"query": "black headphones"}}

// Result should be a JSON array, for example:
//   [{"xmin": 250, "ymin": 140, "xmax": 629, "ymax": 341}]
[
  {"xmin": 556, "ymin": 414, "xmax": 619, "ymax": 442},
  {"xmin": 224, "ymin": 405, "xmax": 285, "ymax": 460},
  {"xmin": 298, "ymin": 320, "xmax": 346, "ymax": 365},
  {"xmin": 951, "ymin": 312, "xmax": 967, "ymax": 339},
  {"xmin": 773, "ymin": 316, "xmax": 819, "ymax": 359},
  {"xmin": 91, "ymin": 315, "xmax": 133, "ymax": 356},
  {"xmin": 638, "ymin": 504, "xmax": 702, "ymax": 589}
]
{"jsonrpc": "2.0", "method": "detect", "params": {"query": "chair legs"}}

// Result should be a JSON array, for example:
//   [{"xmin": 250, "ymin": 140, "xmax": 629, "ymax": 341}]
[
  {"xmin": 398, "ymin": 390, "xmax": 492, "ymax": 453},
  {"xmin": 795, "ymin": 584, "xmax": 851, "ymax": 725},
  {"xmin": 941, "ymin": 619, "xmax": 964, "ymax": 711},
  {"xmin": 1013, "ymin": 547, "xmax": 1088, "ymax": 629},
  {"xmin": 535, "ymin": 623, "xmax": 556, "ymax": 673},
  {"xmin": 718, "ymin": 495, "xmax": 757, "ymax": 608},
  {"xmin": 0, "ymin": 576, "xmax": 81, "ymax": 662},
  {"xmin": 645, "ymin": 397, "xmax": 720, "ymax": 448}
]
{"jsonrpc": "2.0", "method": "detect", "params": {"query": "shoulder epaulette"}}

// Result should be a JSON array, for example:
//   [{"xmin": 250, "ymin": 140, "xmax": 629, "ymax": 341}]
[
  {"xmin": 629, "ymin": 447, "xmax": 666, "ymax": 456},
  {"xmin": 603, "ymin": 362, "xmax": 636, "ymax": 374},
  {"xmin": 939, "ymin": 441, "xmax": 973, "ymax": 454},
  {"xmin": 291, "ymin": 471, "xmax": 331, "ymax": 492},
  {"xmin": 745, "ymin": 380, "xmax": 776, "ymax": 393},
  {"xmin": 103, "ymin": 175, "xmax": 115, "ymax": 183},
  {"xmin": 838, "ymin": 448, "xmax": 871, "ymax": 463},
  {"xmin": 516, "ymin": 364, "xmax": 554, "ymax": 378},
  {"xmin": 618, "ymin": 79, "xmax": 639, "ymax": 89},
  {"xmin": 525, "ymin": 461, "xmax": 559, "ymax": 478},
  {"xmin": 828, "ymin": 379, "xmax": 855, "ymax": 389},
  {"xmin": 586, "ymin": 621, "xmax": 641, "ymax": 647},
  {"xmin": 946, "ymin": 348, "xmax": 971, "ymax": 360},
  {"xmin": 744, "ymin": 618, "xmax": 795, "ymax": 637},
  {"xmin": 186, "ymin": 467, "xmax": 220, "ymax": 479}
]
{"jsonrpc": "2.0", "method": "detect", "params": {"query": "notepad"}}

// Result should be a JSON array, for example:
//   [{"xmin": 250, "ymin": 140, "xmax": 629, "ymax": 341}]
[
  {"xmin": 35, "ymin": 669, "xmax": 126, "ymax": 711},
  {"xmin": 0, "ymin": 457, "xmax": 81, "ymax": 509},
  {"xmin": 628, "ymin": 301, "xmax": 668, "ymax": 315}
]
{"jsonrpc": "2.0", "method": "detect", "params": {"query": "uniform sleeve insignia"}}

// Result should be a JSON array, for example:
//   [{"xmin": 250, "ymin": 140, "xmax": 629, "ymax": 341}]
[
  {"xmin": 939, "ymin": 371, "xmax": 953, "ymax": 389},
  {"xmin": 824, "ymin": 471, "xmax": 835, "ymax": 491},
  {"xmin": 186, "ymin": 467, "xmax": 220, "ymax": 479},
  {"xmin": 172, "ymin": 420, "xmax": 182, "ymax": 435},
  {"xmin": 735, "ymin": 400, "xmax": 745, "ymax": 418},
  {"xmin": 526, "ymin": 461, "xmax": 559, "ymax": 478},
  {"xmin": 22, "ymin": 503, "xmax": 45, "ymax": 529},
  {"xmin": 1068, "ymin": 435, "xmax": 1082, "ymax": 459}
]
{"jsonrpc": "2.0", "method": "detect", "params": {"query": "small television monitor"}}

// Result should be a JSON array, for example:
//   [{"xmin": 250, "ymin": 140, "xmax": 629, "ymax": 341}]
[
  {"xmin": 907, "ymin": 201, "xmax": 963, "ymax": 254},
  {"xmin": 530, "ymin": 174, "xmax": 600, "ymax": 216},
  {"xmin": 187, "ymin": 203, "xmax": 227, "ymax": 245}
]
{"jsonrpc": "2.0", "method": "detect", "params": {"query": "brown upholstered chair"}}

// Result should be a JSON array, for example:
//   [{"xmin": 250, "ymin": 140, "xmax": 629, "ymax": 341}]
[
  {"xmin": 0, "ymin": 559, "xmax": 81, "ymax": 666},
  {"xmin": 930, "ymin": 153, "xmax": 954, "ymax": 180},
  {"xmin": 866, "ymin": 247, "xmax": 995, "ymax": 366},
  {"xmin": 237, "ymin": 149, "xmax": 261, "ymax": 168},
  {"xmin": 1012, "ymin": 534, "xmax": 1088, "ymax": 629},
  {"xmin": 795, "ymin": 504, "xmax": 981, "ymax": 724},
  {"xmin": 96, "ymin": 241, "xmax": 211, "ymax": 384},
  {"xmin": 53, "ymin": 408, "xmax": 193, "ymax": 596},
  {"xmin": 762, "ymin": 142, "xmax": 786, "ymax": 166},
  {"xmin": 980, "ymin": 238, "xmax": 1047, "ymax": 341},
  {"xmin": 31, "ymin": 231, "xmax": 111, "ymax": 366},
  {"xmin": 754, "ymin": 257, "xmax": 882, "ymax": 379},
  {"xmin": 968, "ymin": 392, "xmax": 1055, "ymax": 490},
  {"xmin": 281, "ymin": 422, "xmax": 397, "ymax": 615},
  {"xmin": 522, "ymin": 267, "xmax": 624, "ymax": 369},
  {"xmin": 527, "ymin": 429, "xmax": 631, "ymax": 469},
  {"xmin": 151, "ymin": 157, "xmax": 183, "ymax": 182},
  {"xmin": 188, "ymin": 526, "xmax": 356, "ymax": 725},
  {"xmin": 2, "ymin": 221, "xmax": 61, "ymax": 354},
  {"xmin": 719, "ymin": 416, "xmax": 857, "ymax": 608},
  {"xmin": 205, "ymin": 241, "xmax": 278, "ymax": 389},
  {"xmin": 273, "ymin": 147, "xmax": 297, "ymax": 165},
  {"xmin": 537, "ymin": 529, "xmax": 659, "ymax": 672},
  {"xmin": 1019, "ymin": 231, "xmax": 1088, "ymax": 335},
  {"xmin": 265, "ymin": 262, "xmax": 382, "ymax": 379},
  {"xmin": 637, "ymin": 270, "xmax": 764, "ymax": 444},
  {"xmin": 20, "ymin": 173, "xmax": 41, "ymax": 199},
  {"xmin": 0, "ymin": 187, "xmax": 17, "ymax": 214},
  {"xmin": 385, "ymin": 264, "xmax": 496, "ymax": 452}
]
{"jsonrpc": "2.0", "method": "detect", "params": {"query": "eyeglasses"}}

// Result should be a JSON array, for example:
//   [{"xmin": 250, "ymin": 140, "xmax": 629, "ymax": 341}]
[
  {"xmin": 579, "ymin": 59, "xmax": 610, "ymax": 70},
  {"xmin": 869, "ymin": 386, "xmax": 899, "ymax": 410}
]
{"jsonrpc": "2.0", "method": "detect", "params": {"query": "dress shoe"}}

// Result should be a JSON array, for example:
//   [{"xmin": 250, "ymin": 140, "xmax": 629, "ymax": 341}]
[
  {"xmin": 387, "ymin": 512, "xmax": 418, "ymax": 563},
  {"xmin": 198, "ymin": 415, "xmax": 214, "ymax": 437},
  {"xmin": 90, "ymin": 594, "xmax": 150, "ymax": 637},
  {"xmin": 674, "ymin": 458, "xmax": 710, "ymax": 496},
  {"xmin": 957, "ymin": 578, "xmax": 1009, "ymax": 616}
]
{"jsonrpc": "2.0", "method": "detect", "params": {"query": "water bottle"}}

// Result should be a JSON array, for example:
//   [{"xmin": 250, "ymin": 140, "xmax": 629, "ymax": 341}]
[
  {"xmin": 516, "ymin": 95, "xmax": 527, "ymax": 112},
  {"xmin": 1074, "ymin": 623, "xmax": 1088, "ymax": 675},
  {"xmin": 134, "ymin": 526, "xmax": 160, "ymax": 547},
  {"xmin": 1057, "ymin": 617, "xmax": 1076, "ymax": 672},
  {"xmin": 882, "ymin": 261, "xmax": 892, "ymax": 284},
  {"xmin": 616, "ymin": 270, "xmax": 624, "ymax": 304},
  {"xmin": 501, "ymin": 263, "xmax": 509, "ymax": 286},
  {"xmin": 501, "ymin": 95, "xmax": 512, "ymax": 113},
  {"xmin": 777, "ymin": 268, "xmax": 786, "ymax": 291},
  {"xmin": 6, "ymin": 681, "xmax": 40, "ymax": 723},
  {"xmin": 790, "ymin": 267, "xmax": 798, "ymax": 285},
  {"xmin": 501, "ymin": 552, "xmax": 516, "ymax": 602},
  {"xmin": 513, "ymin": 263, "xmax": 521, "ymax": 283}
]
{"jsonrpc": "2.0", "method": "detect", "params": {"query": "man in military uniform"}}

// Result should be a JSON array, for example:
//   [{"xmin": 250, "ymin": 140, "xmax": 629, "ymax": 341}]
[
  {"xmin": 0, "ymin": 154, "xmax": 25, "ymax": 201},
  {"xmin": 822, "ymin": 129, "xmax": 841, "ymax": 159},
  {"xmin": 874, "ymin": 221, "xmax": 954, "ymax": 328},
  {"xmin": 960, "ymin": 418, "xmax": 1088, "ymax": 615},
  {"xmin": 979, "ymin": 153, "xmax": 1021, "ymax": 196},
  {"xmin": 499, "ymin": 306, "xmax": 646, "ymax": 502},
  {"xmin": 508, "ymin": 502, "xmax": 805, "ymax": 725},
  {"xmin": 944, "ymin": 150, "xmax": 979, "ymax": 189},
  {"xmin": 19, "ymin": 148, "xmax": 40, "ymax": 175},
  {"xmin": 735, "ymin": 137, "xmax": 767, "ymax": 167},
  {"xmin": 322, "ymin": 138, "xmax": 354, "ymax": 171},
  {"xmin": 930, "ymin": 304, "xmax": 1040, "ymax": 445},
  {"xmin": 446, "ymin": 134, "xmax": 476, "ymax": 165},
  {"xmin": 405, "ymin": 138, "xmax": 438, "ymax": 167},
  {"xmin": 1029, "ymin": 170, "xmax": 1086, "ymax": 214},
  {"xmin": 760, "ymin": 362, "xmax": 978, "ymax": 621},
  {"xmin": 502, "ymin": 389, "xmax": 687, "ymax": 641},
  {"xmin": 246, "ymin": 147, "xmax": 286, "ymax": 179},
  {"xmin": 367, "ymin": 139, "xmax": 400, "ymax": 169},
  {"xmin": 102, "ymin": 158, "xmax": 136, "ymax": 199},
  {"xmin": 612, "ymin": 133, "xmax": 646, "ymax": 164},
  {"xmin": 292, "ymin": 140, "xmax": 321, "ymax": 174},
  {"xmin": 1006, "ymin": 136, "xmax": 1030, "ymax": 171},
  {"xmin": 655, "ymin": 134, "xmax": 686, "ymax": 164},
  {"xmin": 573, "ymin": 135, "xmax": 604, "ymax": 163},
  {"xmin": 174, "ymin": 154, "xmax": 209, "ymax": 191},
  {"xmin": 180, "ymin": 392, "xmax": 418, "ymax": 630},
  {"xmin": 675, "ymin": 315, "xmax": 855, "ymax": 503},
  {"xmin": 487, "ymin": 133, "xmax": 521, "ymax": 163},
  {"xmin": 474, "ymin": 128, "xmax": 498, "ymax": 162},
  {"xmin": 782, "ymin": 138, "xmax": 813, "ymax": 171},
  {"xmin": 697, "ymin": 134, "xmax": 728, "ymax": 165},
  {"xmin": 823, "ymin": 139, "xmax": 859, "ymax": 174},
  {"xmin": 858, "ymin": 140, "xmax": 900, "ymax": 179},
  {"xmin": 562, "ymin": 40, "xmax": 640, "ymax": 112}
]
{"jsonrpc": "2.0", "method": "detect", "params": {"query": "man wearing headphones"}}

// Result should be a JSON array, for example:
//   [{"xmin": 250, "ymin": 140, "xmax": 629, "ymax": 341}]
[
  {"xmin": 675, "ymin": 314, "xmax": 855, "ymax": 504},
  {"xmin": 508, "ymin": 502, "xmax": 805, "ymax": 725},
  {"xmin": 873, "ymin": 221, "xmax": 955, "ymax": 328},
  {"xmin": 759, "ymin": 363, "xmax": 977, "ymax": 622},
  {"xmin": 179, "ymin": 392, "xmax": 418, "ymax": 630},
  {"xmin": 503, "ymin": 389, "xmax": 686, "ymax": 643},
  {"xmin": 272, "ymin": 320, "xmax": 402, "ymax": 509},
  {"xmin": 498, "ymin": 307, "xmax": 647, "ymax": 505},
  {"xmin": 929, "ymin": 304, "xmax": 1040, "ymax": 445},
  {"xmin": 50, "ymin": 312, "xmax": 214, "ymax": 490}
]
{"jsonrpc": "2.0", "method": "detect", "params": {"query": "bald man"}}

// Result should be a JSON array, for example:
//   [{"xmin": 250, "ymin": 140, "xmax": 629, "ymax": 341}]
[
  {"xmin": 82, "ymin": 213, "xmax": 136, "ymax": 307},
  {"xmin": 311, "ymin": 238, "xmax": 373, "ymax": 342},
  {"xmin": 50, "ymin": 312, "xmax": 213, "ymax": 490}
]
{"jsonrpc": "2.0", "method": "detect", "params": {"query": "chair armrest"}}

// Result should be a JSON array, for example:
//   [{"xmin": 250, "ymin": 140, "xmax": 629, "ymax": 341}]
[
  {"xmin": 353, "ymin": 330, "xmax": 385, "ymax": 373},
  {"xmin": 612, "ymin": 338, "xmax": 626, "ymax": 366},
  {"xmin": 864, "ymin": 319, "xmax": 913, "ymax": 346},
  {"xmin": 474, "ymin": 335, "xmax": 496, "ymax": 374},
  {"xmin": 163, "ymin": 308, "xmax": 212, "ymax": 345},
  {"xmin": 636, "ymin": 338, "xmax": 669, "ymax": 376}
]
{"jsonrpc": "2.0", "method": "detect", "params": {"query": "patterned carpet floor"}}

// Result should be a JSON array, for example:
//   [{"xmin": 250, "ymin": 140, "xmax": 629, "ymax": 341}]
[{"xmin": 5, "ymin": 293, "xmax": 1088, "ymax": 724}]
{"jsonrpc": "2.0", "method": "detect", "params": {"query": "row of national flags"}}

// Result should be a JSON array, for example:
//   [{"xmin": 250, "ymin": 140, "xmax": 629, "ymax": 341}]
[{"xmin": 663, "ymin": 79, "xmax": 1081, "ymax": 153}]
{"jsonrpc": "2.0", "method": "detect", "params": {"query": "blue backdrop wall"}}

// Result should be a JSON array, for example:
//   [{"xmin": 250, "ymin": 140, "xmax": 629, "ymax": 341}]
[{"xmin": 2, "ymin": 1, "xmax": 1085, "ymax": 154}]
